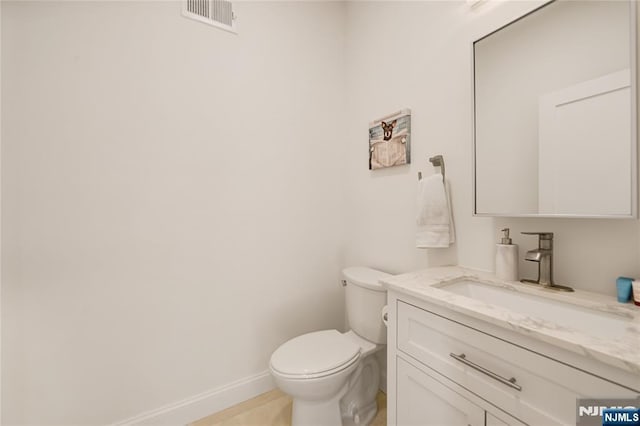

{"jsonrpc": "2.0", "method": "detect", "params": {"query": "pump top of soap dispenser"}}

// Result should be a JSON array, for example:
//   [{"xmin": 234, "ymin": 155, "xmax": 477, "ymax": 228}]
[{"xmin": 500, "ymin": 228, "xmax": 512, "ymax": 244}]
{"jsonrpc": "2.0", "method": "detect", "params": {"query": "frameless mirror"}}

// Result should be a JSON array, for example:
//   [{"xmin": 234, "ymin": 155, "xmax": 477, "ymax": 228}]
[{"xmin": 473, "ymin": 0, "xmax": 637, "ymax": 218}]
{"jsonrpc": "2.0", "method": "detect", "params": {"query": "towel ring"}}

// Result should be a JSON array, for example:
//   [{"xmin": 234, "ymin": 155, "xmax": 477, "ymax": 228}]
[{"xmin": 418, "ymin": 155, "xmax": 446, "ymax": 181}]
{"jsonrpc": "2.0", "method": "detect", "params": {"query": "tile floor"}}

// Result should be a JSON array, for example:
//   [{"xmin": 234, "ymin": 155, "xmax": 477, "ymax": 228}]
[{"xmin": 191, "ymin": 389, "xmax": 387, "ymax": 426}]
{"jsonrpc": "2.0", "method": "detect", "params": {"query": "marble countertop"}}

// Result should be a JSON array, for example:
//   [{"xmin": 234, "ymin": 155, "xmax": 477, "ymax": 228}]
[{"xmin": 381, "ymin": 266, "xmax": 640, "ymax": 374}]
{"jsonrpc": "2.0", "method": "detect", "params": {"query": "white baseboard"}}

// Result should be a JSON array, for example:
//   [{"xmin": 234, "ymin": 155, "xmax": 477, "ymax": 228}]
[{"xmin": 112, "ymin": 371, "xmax": 274, "ymax": 426}]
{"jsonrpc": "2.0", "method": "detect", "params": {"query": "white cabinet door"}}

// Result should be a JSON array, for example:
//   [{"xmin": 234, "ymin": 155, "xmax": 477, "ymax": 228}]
[{"xmin": 397, "ymin": 357, "xmax": 485, "ymax": 426}]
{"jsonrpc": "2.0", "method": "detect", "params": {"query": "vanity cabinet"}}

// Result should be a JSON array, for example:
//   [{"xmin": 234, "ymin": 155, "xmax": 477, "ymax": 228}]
[
  {"xmin": 397, "ymin": 356, "xmax": 522, "ymax": 426},
  {"xmin": 397, "ymin": 356, "xmax": 483, "ymax": 426},
  {"xmin": 387, "ymin": 291, "xmax": 639, "ymax": 426}
]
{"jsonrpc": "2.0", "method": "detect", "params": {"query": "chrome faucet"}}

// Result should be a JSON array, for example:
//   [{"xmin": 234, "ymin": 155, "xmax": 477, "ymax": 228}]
[{"xmin": 521, "ymin": 232, "xmax": 574, "ymax": 292}]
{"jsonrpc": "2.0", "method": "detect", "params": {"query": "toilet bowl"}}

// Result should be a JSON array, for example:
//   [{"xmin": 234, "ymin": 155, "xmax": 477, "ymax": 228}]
[{"xmin": 269, "ymin": 267, "xmax": 390, "ymax": 426}]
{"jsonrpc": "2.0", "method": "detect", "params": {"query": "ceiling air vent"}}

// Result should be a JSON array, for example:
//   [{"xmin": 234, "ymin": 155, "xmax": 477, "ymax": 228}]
[{"xmin": 183, "ymin": 0, "xmax": 237, "ymax": 34}]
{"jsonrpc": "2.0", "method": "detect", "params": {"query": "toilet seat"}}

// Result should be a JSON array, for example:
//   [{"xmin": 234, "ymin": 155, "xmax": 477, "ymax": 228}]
[{"xmin": 270, "ymin": 330, "xmax": 361, "ymax": 379}]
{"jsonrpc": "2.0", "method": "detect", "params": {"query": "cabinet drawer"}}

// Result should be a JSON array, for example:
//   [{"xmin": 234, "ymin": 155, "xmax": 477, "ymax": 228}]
[{"xmin": 397, "ymin": 301, "xmax": 637, "ymax": 425}]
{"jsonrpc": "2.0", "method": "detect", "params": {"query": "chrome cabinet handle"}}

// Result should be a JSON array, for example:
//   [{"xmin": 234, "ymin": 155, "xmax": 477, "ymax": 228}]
[{"xmin": 450, "ymin": 353, "xmax": 522, "ymax": 392}]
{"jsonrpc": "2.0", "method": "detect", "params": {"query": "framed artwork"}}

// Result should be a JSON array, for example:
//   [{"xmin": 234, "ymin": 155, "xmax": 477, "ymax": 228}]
[{"xmin": 368, "ymin": 109, "xmax": 411, "ymax": 170}]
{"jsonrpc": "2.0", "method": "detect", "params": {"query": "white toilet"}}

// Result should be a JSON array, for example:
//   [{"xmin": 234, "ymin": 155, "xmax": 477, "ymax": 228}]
[{"xmin": 269, "ymin": 267, "xmax": 390, "ymax": 426}]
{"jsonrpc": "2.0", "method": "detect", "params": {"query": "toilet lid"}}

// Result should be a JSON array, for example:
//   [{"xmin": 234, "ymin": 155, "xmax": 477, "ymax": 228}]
[{"xmin": 270, "ymin": 330, "xmax": 360, "ymax": 378}]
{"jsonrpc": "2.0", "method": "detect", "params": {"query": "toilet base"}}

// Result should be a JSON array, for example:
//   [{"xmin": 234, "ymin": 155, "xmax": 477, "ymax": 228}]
[
  {"xmin": 289, "ymin": 354, "xmax": 381, "ymax": 426},
  {"xmin": 291, "ymin": 390, "xmax": 344, "ymax": 426},
  {"xmin": 340, "ymin": 355, "xmax": 380, "ymax": 426},
  {"xmin": 342, "ymin": 399, "xmax": 377, "ymax": 426}
]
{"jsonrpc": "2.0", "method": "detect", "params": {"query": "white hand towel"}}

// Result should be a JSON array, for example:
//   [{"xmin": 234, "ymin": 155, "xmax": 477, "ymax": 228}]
[{"xmin": 416, "ymin": 174, "xmax": 455, "ymax": 248}]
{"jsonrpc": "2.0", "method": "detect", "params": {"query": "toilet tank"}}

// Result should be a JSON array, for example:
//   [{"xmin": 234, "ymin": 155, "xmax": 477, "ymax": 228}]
[{"xmin": 343, "ymin": 267, "xmax": 391, "ymax": 344}]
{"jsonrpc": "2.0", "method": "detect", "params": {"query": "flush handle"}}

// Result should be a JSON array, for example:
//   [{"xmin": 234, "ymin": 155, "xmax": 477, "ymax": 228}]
[{"xmin": 450, "ymin": 353, "xmax": 522, "ymax": 391}]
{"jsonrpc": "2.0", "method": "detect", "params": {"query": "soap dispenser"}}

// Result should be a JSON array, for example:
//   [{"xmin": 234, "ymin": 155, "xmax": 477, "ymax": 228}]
[{"xmin": 496, "ymin": 228, "xmax": 518, "ymax": 281}]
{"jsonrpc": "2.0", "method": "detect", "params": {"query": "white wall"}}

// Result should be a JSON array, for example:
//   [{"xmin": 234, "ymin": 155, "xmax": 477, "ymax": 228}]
[
  {"xmin": 1, "ymin": 1, "xmax": 346, "ymax": 424},
  {"xmin": 342, "ymin": 1, "xmax": 640, "ymax": 295}
]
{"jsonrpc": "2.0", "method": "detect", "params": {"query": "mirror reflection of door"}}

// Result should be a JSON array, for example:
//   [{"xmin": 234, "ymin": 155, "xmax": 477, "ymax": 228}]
[{"xmin": 538, "ymin": 70, "xmax": 631, "ymax": 215}]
